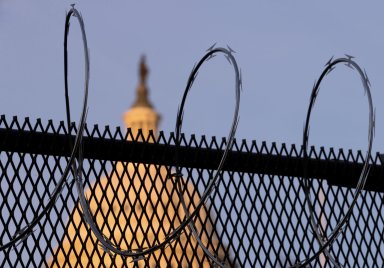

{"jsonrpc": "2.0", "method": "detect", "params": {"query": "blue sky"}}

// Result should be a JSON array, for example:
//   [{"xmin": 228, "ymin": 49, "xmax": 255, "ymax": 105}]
[{"xmin": 1, "ymin": 1, "xmax": 384, "ymax": 153}]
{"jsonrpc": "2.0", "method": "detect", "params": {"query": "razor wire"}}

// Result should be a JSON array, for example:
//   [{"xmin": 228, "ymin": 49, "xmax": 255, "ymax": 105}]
[
  {"xmin": 0, "ymin": 4, "xmax": 379, "ymax": 267},
  {"xmin": 172, "ymin": 45, "xmax": 241, "ymax": 268},
  {"xmin": 0, "ymin": 6, "xmax": 88, "ymax": 252},
  {"xmin": 293, "ymin": 56, "xmax": 374, "ymax": 267},
  {"xmin": 65, "ymin": 5, "xmax": 242, "ymax": 264}
]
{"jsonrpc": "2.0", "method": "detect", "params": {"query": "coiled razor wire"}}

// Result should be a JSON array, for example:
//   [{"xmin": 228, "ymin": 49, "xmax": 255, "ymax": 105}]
[
  {"xmin": 0, "ymin": 5, "xmax": 377, "ymax": 267},
  {"xmin": 0, "ymin": 6, "xmax": 88, "ymax": 253},
  {"xmin": 293, "ymin": 56, "xmax": 374, "ymax": 267},
  {"xmin": 173, "ymin": 44, "xmax": 241, "ymax": 268},
  {"xmin": 66, "ymin": 5, "xmax": 243, "ymax": 265}
]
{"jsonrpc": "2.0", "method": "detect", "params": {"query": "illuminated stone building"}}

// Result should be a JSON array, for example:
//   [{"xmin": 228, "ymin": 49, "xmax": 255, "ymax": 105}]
[{"xmin": 48, "ymin": 57, "xmax": 228, "ymax": 267}]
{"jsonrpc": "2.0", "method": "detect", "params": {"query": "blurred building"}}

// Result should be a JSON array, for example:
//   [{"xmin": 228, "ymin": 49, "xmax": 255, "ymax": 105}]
[{"xmin": 48, "ymin": 57, "xmax": 229, "ymax": 267}]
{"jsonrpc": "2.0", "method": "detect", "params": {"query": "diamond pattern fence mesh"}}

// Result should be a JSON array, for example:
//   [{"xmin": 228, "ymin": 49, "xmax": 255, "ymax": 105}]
[{"xmin": 0, "ymin": 115, "xmax": 384, "ymax": 267}]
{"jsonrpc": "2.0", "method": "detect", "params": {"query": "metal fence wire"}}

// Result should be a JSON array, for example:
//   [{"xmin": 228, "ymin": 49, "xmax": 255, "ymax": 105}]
[{"xmin": 1, "ymin": 115, "xmax": 384, "ymax": 267}]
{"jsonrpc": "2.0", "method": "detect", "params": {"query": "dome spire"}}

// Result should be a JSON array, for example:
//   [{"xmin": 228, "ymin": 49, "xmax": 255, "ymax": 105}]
[
  {"xmin": 132, "ymin": 55, "xmax": 153, "ymax": 108},
  {"xmin": 123, "ymin": 55, "xmax": 161, "ymax": 139}
]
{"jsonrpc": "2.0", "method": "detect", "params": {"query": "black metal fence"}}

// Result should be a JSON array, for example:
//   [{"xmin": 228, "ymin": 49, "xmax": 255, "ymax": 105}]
[{"xmin": 1, "ymin": 115, "xmax": 384, "ymax": 267}]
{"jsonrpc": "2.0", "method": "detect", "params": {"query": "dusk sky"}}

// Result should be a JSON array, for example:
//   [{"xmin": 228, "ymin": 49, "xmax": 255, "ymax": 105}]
[{"xmin": 1, "ymin": 1, "xmax": 384, "ymax": 153}]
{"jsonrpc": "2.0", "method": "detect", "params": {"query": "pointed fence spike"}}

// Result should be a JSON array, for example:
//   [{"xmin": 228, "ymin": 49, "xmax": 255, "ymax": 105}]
[
  {"xmin": 224, "ymin": 54, "xmax": 232, "ymax": 65},
  {"xmin": 345, "ymin": 62, "xmax": 354, "ymax": 69},
  {"xmin": 312, "ymin": 80, "xmax": 317, "ymax": 90},
  {"xmin": 326, "ymin": 66, "xmax": 335, "ymax": 75},
  {"xmin": 325, "ymin": 55, "xmax": 334, "ymax": 66},
  {"xmin": 206, "ymin": 42, "xmax": 217, "ymax": 52},
  {"xmin": 345, "ymin": 54, "xmax": 354, "ymax": 59},
  {"xmin": 364, "ymin": 69, "xmax": 371, "ymax": 87},
  {"xmin": 206, "ymin": 53, "xmax": 217, "ymax": 62},
  {"xmin": 227, "ymin": 44, "xmax": 236, "ymax": 54}
]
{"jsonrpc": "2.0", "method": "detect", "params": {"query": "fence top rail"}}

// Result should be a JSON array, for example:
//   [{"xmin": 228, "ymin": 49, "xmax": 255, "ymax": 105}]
[{"xmin": 1, "ymin": 115, "xmax": 384, "ymax": 192}]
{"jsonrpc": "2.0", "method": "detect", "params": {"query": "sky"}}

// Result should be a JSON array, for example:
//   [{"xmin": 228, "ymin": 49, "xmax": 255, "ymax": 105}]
[
  {"xmin": 1, "ymin": 1, "xmax": 384, "ymax": 154},
  {"xmin": 0, "ymin": 2, "xmax": 383, "ymax": 266}
]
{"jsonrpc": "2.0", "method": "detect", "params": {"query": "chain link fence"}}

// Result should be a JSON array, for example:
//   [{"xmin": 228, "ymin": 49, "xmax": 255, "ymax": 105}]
[{"xmin": 0, "ymin": 116, "xmax": 383, "ymax": 267}]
